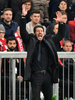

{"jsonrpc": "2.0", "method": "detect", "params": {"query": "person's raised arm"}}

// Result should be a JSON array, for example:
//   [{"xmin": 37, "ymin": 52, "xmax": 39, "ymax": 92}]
[
  {"xmin": 20, "ymin": 7, "xmax": 30, "ymax": 44},
  {"xmin": 52, "ymin": 11, "xmax": 65, "ymax": 42}
]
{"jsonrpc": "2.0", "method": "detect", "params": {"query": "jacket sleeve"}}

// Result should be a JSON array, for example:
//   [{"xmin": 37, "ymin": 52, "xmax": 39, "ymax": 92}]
[
  {"xmin": 14, "ymin": 12, "xmax": 21, "ymax": 26},
  {"xmin": 20, "ymin": 17, "xmax": 30, "ymax": 44}
]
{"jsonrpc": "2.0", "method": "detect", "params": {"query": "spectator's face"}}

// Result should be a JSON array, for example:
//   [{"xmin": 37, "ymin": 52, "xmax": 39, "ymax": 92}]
[
  {"xmin": 63, "ymin": 41, "xmax": 72, "ymax": 52},
  {"xmin": 35, "ymin": 27, "xmax": 45, "ymax": 41},
  {"xmin": 24, "ymin": 2, "xmax": 31, "ymax": 11},
  {"xmin": 0, "ymin": 30, "xmax": 5, "ymax": 40},
  {"xmin": 62, "ymin": 14, "xmax": 67, "ymax": 23},
  {"xmin": 30, "ymin": 13, "xmax": 40, "ymax": 24},
  {"xmin": 3, "ymin": 10, "xmax": 13, "ymax": 22},
  {"xmin": 53, "ymin": 24, "xmax": 59, "ymax": 34},
  {"xmin": 58, "ymin": 1, "xmax": 67, "ymax": 11},
  {"xmin": 7, "ymin": 40, "xmax": 17, "ymax": 51}
]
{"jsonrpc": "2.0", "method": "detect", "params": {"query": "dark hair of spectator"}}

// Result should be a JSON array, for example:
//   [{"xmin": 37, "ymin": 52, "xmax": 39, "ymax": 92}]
[
  {"xmin": 63, "ymin": 39, "xmax": 72, "ymax": 46},
  {"xmin": 3, "ymin": 8, "xmax": 13, "ymax": 14},
  {"xmin": 22, "ymin": 0, "xmax": 32, "ymax": 5},
  {"xmin": 58, "ymin": 0, "xmax": 68, "ymax": 6},
  {"xmin": 57, "ymin": 0, "xmax": 68, "ymax": 9},
  {"xmin": 30, "ymin": 10, "xmax": 40, "ymax": 16},
  {"xmin": 34, "ymin": 25, "xmax": 44, "ymax": 33},
  {"xmin": 6, "ymin": 37, "xmax": 17, "ymax": 44},
  {"xmin": 60, "ymin": 11, "xmax": 68, "ymax": 21},
  {"xmin": 21, "ymin": 0, "xmax": 33, "ymax": 13},
  {"xmin": 46, "ymin": 21, "xmax": 59, "ymax": 35}
]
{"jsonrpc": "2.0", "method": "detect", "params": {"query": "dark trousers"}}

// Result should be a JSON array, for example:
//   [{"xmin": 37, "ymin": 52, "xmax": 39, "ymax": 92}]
[{"xmin": 31, "ymin": 72, "xmax": 53, "ymax": 100}]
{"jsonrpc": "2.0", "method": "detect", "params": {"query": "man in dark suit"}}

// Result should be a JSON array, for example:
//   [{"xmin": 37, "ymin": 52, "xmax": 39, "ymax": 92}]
[{"xmin": 20, "ymin": 11, "xmax": 65, "ymax": 100}]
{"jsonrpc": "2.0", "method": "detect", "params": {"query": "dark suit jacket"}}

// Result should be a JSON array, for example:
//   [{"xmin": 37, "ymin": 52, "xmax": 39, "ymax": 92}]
[{"xmin": 20, "ymin": 17, "xmax": 65, "ymax": 83}]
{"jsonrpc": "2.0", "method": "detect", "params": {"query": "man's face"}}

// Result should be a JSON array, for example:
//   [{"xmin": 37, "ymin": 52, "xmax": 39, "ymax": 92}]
[
  {"xmin": 30, "ymin": 13, "xmax": 40, "ymax": 24},
  {"xmin": 63, "ymin": 41, "xmax": 72, "ymax": 52},
  {"xmin": 35, "ymin": 27, "xmax": 45, "ymax": 41},
  {"xmin": 7, "ymin": 40, "xmax": 17, "ymax": 51},
  {"xmin": 3, "ymin": 10, "xmax": 13, "ymax": 22},
  {"xmin": 59, "ymin": 1, "xmax": 67, "ymax": 11},
  {"xmin": 62, "ymin": 14, "xmax": 67, "ymax": 23},
  {"xmin": 0, "ymin": 30, "xmax": 5, "ymax": 40}
]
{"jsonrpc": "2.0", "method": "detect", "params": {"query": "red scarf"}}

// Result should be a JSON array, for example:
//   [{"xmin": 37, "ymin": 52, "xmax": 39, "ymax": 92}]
[
  {"xmin": 15, "ymin": 33, "xmax": 24, "ymax": 52},
  {"xmin": 60, "ymin": 40, "xmax": 63, "ymax": 48},
  {"xmin": 58, "ymin": 58, "xmax": 63, "ymax": 67},
  {"xmin": 15, "ymin": 33, "xmax": 26, "ymax": 62}
]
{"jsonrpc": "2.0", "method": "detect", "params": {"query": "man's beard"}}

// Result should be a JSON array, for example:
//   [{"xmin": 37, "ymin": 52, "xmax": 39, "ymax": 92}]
[
  {"xmin": 4, "ymin": 19, "xmax": 12, "ymax": 24},
  {"xmin": 9, "ymin": 47, "xmax": 15, "ymax": 51}
]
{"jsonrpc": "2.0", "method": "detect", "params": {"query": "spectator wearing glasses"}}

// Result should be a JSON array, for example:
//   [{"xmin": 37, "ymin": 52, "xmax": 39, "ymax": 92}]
[{"xmin": 14, "ymin": 0, "xmax": 33, "ymax": 26}]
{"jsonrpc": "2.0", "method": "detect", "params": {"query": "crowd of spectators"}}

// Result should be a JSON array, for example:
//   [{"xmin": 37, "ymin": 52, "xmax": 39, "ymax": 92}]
[{"xmin": 0, "ymin": 0, "xmax": 75, "ymax": 100}]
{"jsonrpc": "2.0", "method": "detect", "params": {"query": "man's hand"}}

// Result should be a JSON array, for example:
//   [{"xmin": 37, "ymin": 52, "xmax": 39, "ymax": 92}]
[
  {"xmin": 54, "ymin": 11, "xmax": 64, "ymax": 23},
  {"xmin": 17, "ymin": 76, "xmax": 23, "ymax": 82},
  {"xmin": 22, "ymin": 4, "xmax": 28, "ymax": 16}
]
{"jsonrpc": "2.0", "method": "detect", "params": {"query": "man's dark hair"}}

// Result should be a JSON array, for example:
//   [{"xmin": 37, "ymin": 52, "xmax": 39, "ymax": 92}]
[
  {"xmin": 34, "ymin": 25, "xmax": 44, "ymax": 33},
  {"xmin": 58, "ymin": 0, "xmax": 67, "ymax": 5},
  {"xmin": 6, "ymin": 37, "xmax": 17, "ymax": 44},
  {"xmin": 58, "ymin": 0, "xmax": 68, "ymax": 7},
  {"xmin": 30, "ymin": 10, "xmax": 40, "ymax": 16},
  {"xmin": 3, "ymin": 8, "xmax": 13, "ymax": 14},
  {"xmin": 63, "ymin": 39, "xmax": 72, "ymax": 46},
  {"xmin": 22, "ymin": 0, "xmax": 32, "ymax": 5}
]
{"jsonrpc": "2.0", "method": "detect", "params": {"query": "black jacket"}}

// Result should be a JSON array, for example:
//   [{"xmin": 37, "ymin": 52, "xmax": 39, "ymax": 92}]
[
  {"xmin": 20, "ymin": 17, "xmax": 65, "ymax": 83},
  {"xmin": 46, "ymin": 21, "xmax": 70, "ymax": 51}
]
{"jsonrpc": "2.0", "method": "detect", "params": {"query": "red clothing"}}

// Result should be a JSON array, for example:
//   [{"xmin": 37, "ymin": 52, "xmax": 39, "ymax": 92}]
[
  {"xmin": 0, "ymin": 38, "xmax": 7, "ymax": 51},
  {"xmin": 68, "ymin": 21, "xmax": 75, "ymax": 43},
  {"xmin": 60, "ymin": 40, "xmax": 63, "ymax": 48}
]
